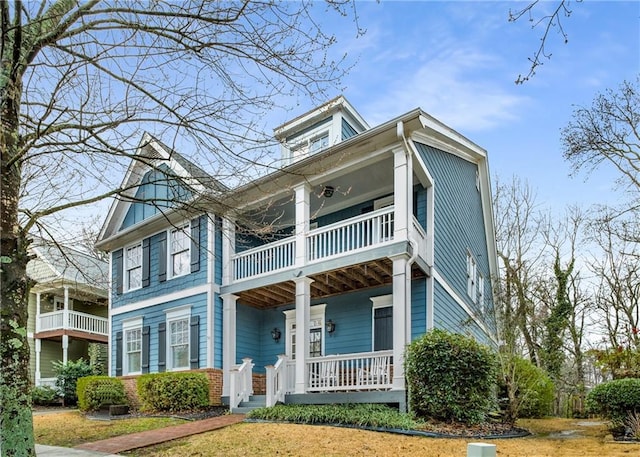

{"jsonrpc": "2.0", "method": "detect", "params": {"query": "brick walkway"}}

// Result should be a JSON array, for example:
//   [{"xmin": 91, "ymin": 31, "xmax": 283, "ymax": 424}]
[{"xmin": 74, "ymin": 414, "xmax": 245, "ymax": 454}]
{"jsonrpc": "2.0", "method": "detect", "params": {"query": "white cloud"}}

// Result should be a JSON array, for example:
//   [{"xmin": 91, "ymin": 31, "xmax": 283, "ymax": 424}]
[{"xmin": 359, "ymin": 47, "xmax": 531, "ymax": 132}]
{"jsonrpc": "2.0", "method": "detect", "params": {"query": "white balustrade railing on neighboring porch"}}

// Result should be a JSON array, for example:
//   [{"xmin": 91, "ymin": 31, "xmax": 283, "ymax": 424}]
[
  {"xmin": 265, "ymin": 354, "xmax": 288, "ymax": 407},
  {"xmin": 37, "ymin": 310, "xmax": 108, "ymax": 336},
  {"xmin": 229, "ymin": 358, "xmax": 254, "ymax": 410}
]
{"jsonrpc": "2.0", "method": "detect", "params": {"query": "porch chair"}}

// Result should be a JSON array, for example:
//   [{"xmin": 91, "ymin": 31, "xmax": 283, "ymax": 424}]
[{"xmin": 357, "ymin": 355, "xmax": 390, "ymax": 389}]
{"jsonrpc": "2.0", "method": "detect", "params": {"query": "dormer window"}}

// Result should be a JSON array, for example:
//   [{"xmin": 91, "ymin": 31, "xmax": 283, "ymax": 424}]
[
  {"xmin": 310, "ymin": 133, "xmax": 329, "ymax": 154},
  {"xmin": 291, "ymin": 130, "xmax": 329, "ymax": 161}
]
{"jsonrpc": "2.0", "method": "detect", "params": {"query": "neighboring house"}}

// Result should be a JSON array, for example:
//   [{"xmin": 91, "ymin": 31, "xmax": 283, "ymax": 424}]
[
  {"xmin": 96, "ymin": 96, "xmax": 498, "ymax": 412},
  {"xmin": 26, "ymin": 240, "xmax": 109, "ymax": 387}
]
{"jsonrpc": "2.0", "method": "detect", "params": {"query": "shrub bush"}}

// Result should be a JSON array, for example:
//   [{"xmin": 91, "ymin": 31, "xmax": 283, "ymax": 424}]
[
  {"xmin": 53, "ymin": 358, "xmax": 94, "ymax": 406},
  {"xmin": 405, "ymin": 329, "xmax": 498, "ymax": 424},
  {"xmin": 500, "ymin": 356, "xmax": 554, "ymax": 419},
  {"xmin": 137, "ymin": 372, "xmax": 209, "ymax": 413},
  {"xmin": 76, "ymin": 376, "xmax": 127, "ymax": 412},
  {"xmin": 31, "ymin": 386, "xmax": 60, "ymax": 406},
  {"xmin": 587, "ymin": 378, "xmax": 640, "ymax": 425}
]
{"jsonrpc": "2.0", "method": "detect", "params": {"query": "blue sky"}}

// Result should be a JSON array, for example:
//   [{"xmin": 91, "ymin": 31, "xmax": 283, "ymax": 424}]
[{"xmin": 281, "ymin": 1, "xmax": 639, "ymax": 214}]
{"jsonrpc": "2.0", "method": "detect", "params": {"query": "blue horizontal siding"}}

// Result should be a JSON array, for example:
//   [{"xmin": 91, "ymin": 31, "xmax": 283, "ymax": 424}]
[
  {"xmin": 121, "ymin": 164, "xmax": 192, "ymax": 230},
  {"xmin": 433, "ymin": 281, "xmax": 492, "ymax": 346},
  {"xmin": 111, "ymin": 292, "xmax": 208, "ymax": 376},
  {"xmin": 112, "ymin": 216, "xmax": 209, "ymax": 308},
  {"xmin": 413, "ymin": 141, "xmax": 496, "ymax": 337}
]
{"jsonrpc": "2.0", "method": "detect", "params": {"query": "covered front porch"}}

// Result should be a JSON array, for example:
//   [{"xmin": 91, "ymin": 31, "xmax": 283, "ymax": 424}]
[{"xmin": 228, "ymin": 350, "xmax": 405, "ymax": 411}]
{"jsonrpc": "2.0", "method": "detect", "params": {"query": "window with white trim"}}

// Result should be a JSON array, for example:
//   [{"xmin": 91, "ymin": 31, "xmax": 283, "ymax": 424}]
[
  {"xmin": 123, "ymin": 318, "xmax": 142, "ymax": 375},
  {"xmin": 125, "ymin": 243, "xmax": 142, "ymax": 291},
  {"xmin": 466, "ymin": 252, "xmax": 477, "ymax": 301},
  {"xmin": 284, "ymin": 304, "xmax": 327, "ymax": 360},
  {"xmin": 478, "ymin": 273, "xmax": 485, "ymax": 311},
  {"xmin": 309, "ymin": 133, "xmax": 329, "ymax": 154},
  {"xmin": 170, "ymin": 223, "xmax": 190, "ymax": 278},
  {"xmin": 169, "ymin": 317, "xmax": 190, "ymax": 370}
]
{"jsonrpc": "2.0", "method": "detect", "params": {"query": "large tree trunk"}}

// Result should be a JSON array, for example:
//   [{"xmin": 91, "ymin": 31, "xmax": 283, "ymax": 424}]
[{"xmin": 1, "ymin": 56, "xmax": 35, "ymax": 456}]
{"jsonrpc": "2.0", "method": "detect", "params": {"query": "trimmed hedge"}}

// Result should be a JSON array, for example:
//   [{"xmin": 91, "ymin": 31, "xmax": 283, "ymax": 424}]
[
  {"xmin": 137, "ymin": 372, "xmax": 209, "ymax": 413},
  {"xmin": 76, "ymin": 376, "xmax": 127, "ymax": 412},
  {"xmin": 587, "ymin": 378, "xmax": 640, "ymax": 425},
  {"xmin": 405, "ymin": 329, "xmax": 498, "ymax": 424}
]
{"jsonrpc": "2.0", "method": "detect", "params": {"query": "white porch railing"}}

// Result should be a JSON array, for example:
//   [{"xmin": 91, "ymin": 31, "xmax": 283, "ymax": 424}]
[
  {"xmin": 265, "ymin": 354, "xmax": 288, "ymax": 407},
  {"xmin": 233, "ymin": 237, "xmax": 296, "ymax": 281},
  {"xmin": 229, "ymin": 357, "xmax": 254, "ymax": 410},
  {"xmin": 307, "ymin": 207, "xmax": 394, "ymax": 262},
  {"xmin": 306, "ymin": 351, "xmax": 393, "ymax": 392},
  {"xmin": 37, "ymin": 377, "xmax": 58, "ymax": 388},
  {"xmin": 274, "ymin": 351, "xmax": 393, "ymax": 395},
  {"xmin": 37, "ymin": 310, "xmax": 108, "ymax": 336}
]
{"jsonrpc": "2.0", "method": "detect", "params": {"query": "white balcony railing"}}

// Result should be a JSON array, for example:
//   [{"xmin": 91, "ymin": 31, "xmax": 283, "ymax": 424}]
[
  {"xmin": 307, "ymin": 207, "xmax": 394, "ymax": 262},
  {"xmin": 233, "ymin": 237, "xmax": 296, "ymax": 281},
  {"xmin": 231, "ymin": 206, "xmax": 411, "ymax": 282},
  {"xmin": 37, "ymin": 310, "xmax": 108, "ymax": 336}
]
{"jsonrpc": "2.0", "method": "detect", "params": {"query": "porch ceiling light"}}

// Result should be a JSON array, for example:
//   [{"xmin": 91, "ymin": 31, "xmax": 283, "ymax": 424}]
[
  {"xmin": 323, "ymin": 185, "xmax": 335, "ymax": 198},
  {"xmin": 271, "ymin": 327, "xmax": 281, "ymax": 342},
  {"xmin": 326, "ymin": 319, "xmax": 336, "ymax": 334}
]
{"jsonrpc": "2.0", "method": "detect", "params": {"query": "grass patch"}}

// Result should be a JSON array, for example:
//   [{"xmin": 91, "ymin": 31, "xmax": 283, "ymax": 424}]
[
  {"xmin": 34, "ymin": 411, "xmax": 186, "ymax": 447},
  {"xmin": 247, "ymin": 403, "xmax": 419, "ymax": 430},
  {"xmin": 125, "ymin": 419, "xmax": 640, "ymax": 457}
]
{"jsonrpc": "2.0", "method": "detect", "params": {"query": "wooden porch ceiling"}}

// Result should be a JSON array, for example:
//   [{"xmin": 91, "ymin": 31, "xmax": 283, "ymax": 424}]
[{"xmin": 237, "ymin": 259, "xmax": 427, "ymax": 309}]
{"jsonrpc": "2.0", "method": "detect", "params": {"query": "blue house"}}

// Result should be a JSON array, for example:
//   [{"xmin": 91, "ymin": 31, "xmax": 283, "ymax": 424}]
[{"xmin": 96, "ymin": 97, "xmax": 498, "ymax": 411}]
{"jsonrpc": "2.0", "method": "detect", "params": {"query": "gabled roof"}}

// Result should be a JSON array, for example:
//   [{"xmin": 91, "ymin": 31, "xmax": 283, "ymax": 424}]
[
  {"xmin": 97, "ymin": 133, "xmax": 225, "ymax": 246},
  {"xmin": 27, "ymin": 239, "xmax": 109, "ymax": 297}
]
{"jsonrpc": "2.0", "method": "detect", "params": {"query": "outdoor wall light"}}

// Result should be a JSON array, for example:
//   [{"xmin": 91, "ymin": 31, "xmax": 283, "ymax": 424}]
[
  {"xmin": 271, "ymin": 327, "xmax": 281, "ymax": 342},
  {"xmin": 326, "ymin": 319, "xmax": 336, "ymax": 334},
  {"xmin": 323, "ymin": 185, "xmax": 335, "ymax": 198}
]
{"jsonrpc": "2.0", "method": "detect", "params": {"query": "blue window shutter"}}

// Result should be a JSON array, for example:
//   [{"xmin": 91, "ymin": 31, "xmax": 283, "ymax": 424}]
[
  {"xmin": 115, "ymin": 331, "xmax": 123, "ymax": 376},
  {"xmin": 142, "ymin": 237, "xmax": 151, "ymax": 288},
  {"xmin": 190, "ymin": 315, "xmax": 200, "ymax": 369},
  {"xmin": 190, "ymin": 216, "xmax": 201, "ymax": 273},
  {"xmin": 158, "ymin": 322, "xmax": 166, "ymax": 372},
  {"xmin": 158, "ymin": 232, "xmax": 167, "ymax": 282},
  {"xmin": 142, "ymin": 325, "xmax": 150, "ymax": 374},
  {"xmin": 113, "ymin": 250, "xmax": 123, "ymax": 295}
]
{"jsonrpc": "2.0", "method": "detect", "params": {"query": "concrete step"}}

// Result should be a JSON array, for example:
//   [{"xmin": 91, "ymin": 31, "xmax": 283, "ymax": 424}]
[{"xmin": 231, "ymin": 395, "xmax": 266, "ymax": 414}]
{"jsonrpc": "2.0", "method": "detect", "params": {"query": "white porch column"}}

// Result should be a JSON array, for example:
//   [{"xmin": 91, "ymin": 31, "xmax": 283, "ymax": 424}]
[
  {"xmin": 294, "ymin": 184, "xmax": 310, "ymax": 268},
  {"xmin": 63, "ymin": 286, "xmax": 70, "ymax": 330},
  {"xmin": 294, "ymin": 277, "xmax": 313, "ymax": 394},
  {"xmin": 35, "ymin": 292, "xmax": 41, "ymax": 332},
  {"xmin": 393, "ymin": 148, "xmax": 409, "ymax": 241},
  {"xmin": 390, "ymin": 254, "xmax": 410, "ymax": 390},
  {"xmin": 221, "ymin": 293, "xmax": 238, "ymax": 397},
  {"xmin": 222, "ymin": 218, "xmax": 235, "ymax": 286},
  {"xmin": 61, "ymin": 334, "xmax": 69, "ymax": 365},
  {"xmin": 35, "ymin": 338, "xmax": 42, "ymax": 386}
]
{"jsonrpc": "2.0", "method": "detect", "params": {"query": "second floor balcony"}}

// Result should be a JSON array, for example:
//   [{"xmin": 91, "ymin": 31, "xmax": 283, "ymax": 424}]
[
  {"xmin": 36, "ymin": 309, "xmax": 109, "ymax": 342},
  {"xmin": 228, "ymin": 205, "xmax": 429, "ymax": 285}
]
